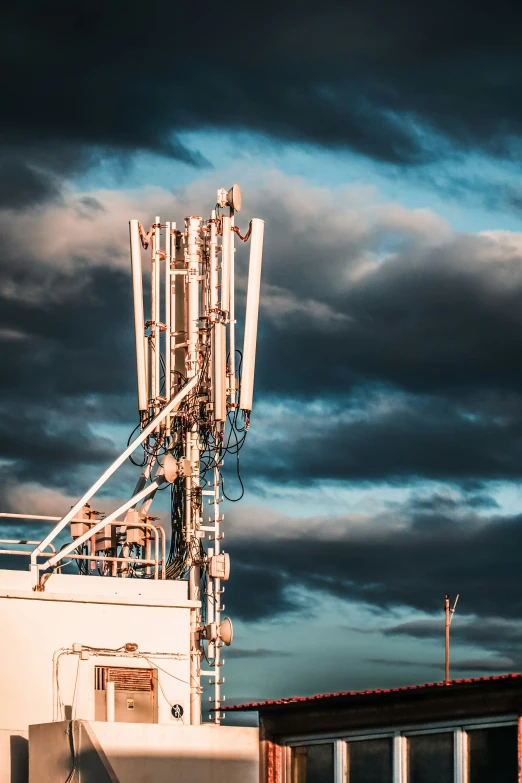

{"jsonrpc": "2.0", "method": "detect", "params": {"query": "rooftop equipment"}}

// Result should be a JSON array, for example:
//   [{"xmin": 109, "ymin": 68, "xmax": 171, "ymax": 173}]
[{"xmin": 0, "ymin": 184, "xmax": 264, "ymax": 726}]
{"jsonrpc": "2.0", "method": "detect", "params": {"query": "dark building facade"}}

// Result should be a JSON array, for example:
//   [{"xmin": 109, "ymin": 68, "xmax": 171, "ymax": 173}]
[{"xmin": 224, "ymin": 673, "xmax": 522, "ymax": 783}]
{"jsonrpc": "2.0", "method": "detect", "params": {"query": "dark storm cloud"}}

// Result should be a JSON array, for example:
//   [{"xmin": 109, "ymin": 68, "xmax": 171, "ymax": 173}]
[
  {"xmin": 368, "ymin": 657, "xmax": 518, "ymax": 673},
  {"xmin": 0, "ymin": 250, "xmax": 139, "ymax": 491},
  {"xmin": 0, "ymin": 159, "xmax": 62, "ymax": 208},
  {"xmin": 384, "ymin": 617, "xmax": 522, "ymax": 648},
  {"xmin": 241, "ymin": 393, "xmax": 522, "ymax": 484},
  {"xmin": 255, "ymin": 230, "xmax": 522, "ymax": 401},
  {"xmin": 78, "ymin": 196, "xmax": 106, "ymax": 214},
  {"xmin": 225, "ymin": 495, "xmax": 522, "ymax": 623},
  {"xmin": 422, "ymin": 173, "xmax": 522, "ymax": 219},
  {"xmin": 4, "ymin": 0, "xmax": 522, "ymax": 203},
  {"xmin": 0, "ymin": 406, "xmax": 117, "ymax": 485},
  {"xmin": 226, "ymin": 648, "xmax": 293, "ymax": 660},
  {"xmin": 5, "ymin": 180, "xmax": 522, "ymax": 496},
  {"xmin": 232, "ymin": 200, "xmax": 522, "ymax": 485},
  {"xmin": 3, "ymin": 176, "xmax": 522, "ymax": 495},
  {"xmin": 0, "ymin": 144, "xmax": 98, "ymax": 208},
  {"xmin": 234, "ymin": 203, "xmax": 522, "ymax": 484},
  {"xmin": 0, "ymin": 262, "xmax": 135, "ymax": 404},
  {"xmin": 381, "ymin": 616, "xmax": 522, "ymax": 672},
  {"xmin": 228, "ymin": 561, "xmax": 300, "ymax": 621}
]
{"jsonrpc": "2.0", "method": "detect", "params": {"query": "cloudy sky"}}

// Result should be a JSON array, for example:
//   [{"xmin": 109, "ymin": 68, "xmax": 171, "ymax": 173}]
[{"xmin": 3, "ymin": 0, "xmax": 522, "ymax": 715}]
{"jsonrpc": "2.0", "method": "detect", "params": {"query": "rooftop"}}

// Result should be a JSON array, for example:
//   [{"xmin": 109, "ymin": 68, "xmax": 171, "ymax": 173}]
[{"xmin": 223, "ymin": 672, "xmax": 522, "ymax": 712}]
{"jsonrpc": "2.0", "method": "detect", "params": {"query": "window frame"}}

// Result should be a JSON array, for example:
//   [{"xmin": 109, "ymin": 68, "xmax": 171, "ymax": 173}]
[
  {"xmin": 405, "ymin": 727, "xmax": 456, "ymax": 783},
  {"xmin": 283, "ymin": 715, "xmax": 518, "ymax": 783},
  {"xmin": 464, "ymin": 721, "xmax": 519, "ymax": 783}
]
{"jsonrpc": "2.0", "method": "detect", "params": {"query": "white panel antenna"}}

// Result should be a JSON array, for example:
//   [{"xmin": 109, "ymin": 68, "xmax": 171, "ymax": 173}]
[
  {"xmin": 220, "ymin": 215, "xmax": 231, "ymax": 313},
  {"xmin": 240, "ymin": 218, "xmax": 265, "ymax": 412},
  {"xmin": 129, "ymin": 219, "xmax": 147, "ymax": 413}
]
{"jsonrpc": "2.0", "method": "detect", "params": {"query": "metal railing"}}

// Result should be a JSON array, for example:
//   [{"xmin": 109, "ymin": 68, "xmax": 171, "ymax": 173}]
[
  {"xmin": 0, "ymin": 517, "xmax": 166, "ymax": 579},
  {"xmin": 0, "ymin": 539, "xmax": 56, "ymax": 557}
]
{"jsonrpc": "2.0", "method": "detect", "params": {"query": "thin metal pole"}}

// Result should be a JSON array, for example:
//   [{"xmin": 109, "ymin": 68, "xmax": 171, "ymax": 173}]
[
  {"xmin": 144, "ymin": 335, "xmax": 150, "ymax": 412},
  {"xmin": 186, "ymin": 217, "xmax": 201, "ymax": 381},
  {"xmin": 229, "ymin": 210, "xmax": 236, "ymax": 405},
  {"xmin": 165, "ymin": 222, "xmax": 171, "ymax": 405},
  {"xmin": 106, "ymin": 681, "xmax": 115, "ymax": 722},
  {"xmin": 1, "ymin": 513, "xmax": 85, "ymax": 523},
  {"xmin": 209, "ymin": 211, "xmax": 217, "ymax": 313},
  {"xmin": 169, "ymin": 223, "xmax": 177, "ymax": 421},
  {"xmin": 212, "ymin": 323, "xmax": 227, "ymax": 422},
  {"xmin": 445, "ymin": 594, "xmax": 450, "ymax": 683},
  {"xmin": 0, "ymin": 548, "xmax": 55, "ymax": 557},
  {"xmin": 186, "ymin": 216, "xmax": 202, "ymax": 726},
  {"xmin": 213, "ymin": 465, "xmax": 222, "ymax": 722},
  {"xmin": 150, "ymin": 223, "xmax": 157, "ymax": 412},
  {"xmin": 0, "ymin": 540, "xmax": 56, "ymax": 551},
  {"xmin": 154, "ymin": 217, "xmax": 161, "ymax": 412}
]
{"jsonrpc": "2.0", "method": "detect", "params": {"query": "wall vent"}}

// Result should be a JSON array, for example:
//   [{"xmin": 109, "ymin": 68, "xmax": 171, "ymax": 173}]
[{"xmin": 94, "ymin": 666, "xmax": 154, "ymax": 692}]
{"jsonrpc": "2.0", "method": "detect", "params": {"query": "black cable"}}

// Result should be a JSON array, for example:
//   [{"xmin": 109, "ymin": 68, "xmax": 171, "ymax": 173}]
[{"xmin": 122, "ymin": 338, "xmax": 252, "ymax": 579}]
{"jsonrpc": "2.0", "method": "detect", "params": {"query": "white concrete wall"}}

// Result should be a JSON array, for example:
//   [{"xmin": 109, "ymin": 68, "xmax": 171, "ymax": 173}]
[
  {"xmin": 0, "ymin": 569, "xmax": 196, "ymax": 782},
  {"xmin": 29, "ymin": 720, "xmax": 260, "ymax": 783}
]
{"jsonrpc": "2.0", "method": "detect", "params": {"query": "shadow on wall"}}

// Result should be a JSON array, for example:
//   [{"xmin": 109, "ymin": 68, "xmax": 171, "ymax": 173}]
[
  {"xmin": 28, "ymin": 720, "xmax": 260, "ymax": 783},
  {"xmin": 30, "ymin": 748, "xmax": 258, "ymax": 783},
  {"xmin": 64, "ymin": 749, "xmax": 257, "ymax": 783},
  {"xmin": 10, "ymin": 735, "xmax": 28, "ymax": 783}
]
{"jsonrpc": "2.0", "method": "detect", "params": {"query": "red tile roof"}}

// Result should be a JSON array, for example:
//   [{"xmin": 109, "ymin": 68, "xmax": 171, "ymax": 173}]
[{"xmin": 222, "ymin": 672, "xmax": 522, "ymax": 711}]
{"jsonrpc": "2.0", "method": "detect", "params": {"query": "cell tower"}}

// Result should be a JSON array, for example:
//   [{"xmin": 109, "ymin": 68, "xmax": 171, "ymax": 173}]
[{"xmin": 3, "ymin": 184, "xmax": 264, "ymax": 726}]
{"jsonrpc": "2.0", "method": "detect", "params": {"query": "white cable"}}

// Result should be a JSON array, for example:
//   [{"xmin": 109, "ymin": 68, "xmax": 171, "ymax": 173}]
[{"xmin": 71, "ymin": 656, "xmax": 81, "ymax": 719}]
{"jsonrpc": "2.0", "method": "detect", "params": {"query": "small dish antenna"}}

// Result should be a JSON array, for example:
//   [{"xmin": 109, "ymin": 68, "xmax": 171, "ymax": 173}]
[
  {"xmin": 217, "ymin": 184, "xmax": 242, "ymax": 212},
  {"xmin": 226, "ymin": 184, "xmax": 242, "ymax": 212},
  {"xmin": 204, "ymin": 616, "xmax": 234, "ymax": 646},
  {"xmin": 219, "ymin": 616, "xmax": 234, "ymax": 646},
  {"xmin": 163, "ymin": 453, "xmax": 178, "ymax": 483}
]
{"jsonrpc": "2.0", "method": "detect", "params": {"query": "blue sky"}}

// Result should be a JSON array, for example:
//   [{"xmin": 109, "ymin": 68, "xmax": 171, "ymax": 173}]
[{"xmin": 76, "ymin": 130, "xmax": 522, "ymax": 234}]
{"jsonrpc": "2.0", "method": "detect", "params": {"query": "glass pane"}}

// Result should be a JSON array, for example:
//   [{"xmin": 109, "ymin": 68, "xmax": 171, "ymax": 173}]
[
  {"xmin": 408, "ymin": 732, "xmax": 454, "ymax": 783},
  {"xmin": 348, "ymin": 738, "xmax": 393, "ymax": 783},
  {"xmin": 468, "ymin": 725, "xmax": 518, "ymax": 783},
  {"xmin": 292, "ymin": 743, "xmax": 335, "ymax": 783}
]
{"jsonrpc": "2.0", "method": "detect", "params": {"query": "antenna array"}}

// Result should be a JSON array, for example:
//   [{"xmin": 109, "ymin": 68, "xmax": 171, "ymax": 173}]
[
  {"xmin": 127, "ymin": 185, "xmax": 265, "ymax": 722},
  {"xmin": 14, "ymin": 184, "xmax": 264, "ymax": 726}
]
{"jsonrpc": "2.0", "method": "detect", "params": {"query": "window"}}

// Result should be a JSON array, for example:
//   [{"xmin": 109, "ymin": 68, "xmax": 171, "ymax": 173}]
[
  {"xmin": 292, "ymin": 743, "xmax": 334, "ymax": 783},
  {"xmin": 407, "ymin": 732, "xmax": 454, "ymax": 783},
  {"xmin": 347, "ymin": 738, "xmax": 393, "ymax": 783},
  {"xmin": 288, "ymin": 720, "xmax": 518, "ymax": 783},
  {"xmin": 468, "ymin": 725, "xmax": 518, "ymax": 783}
]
